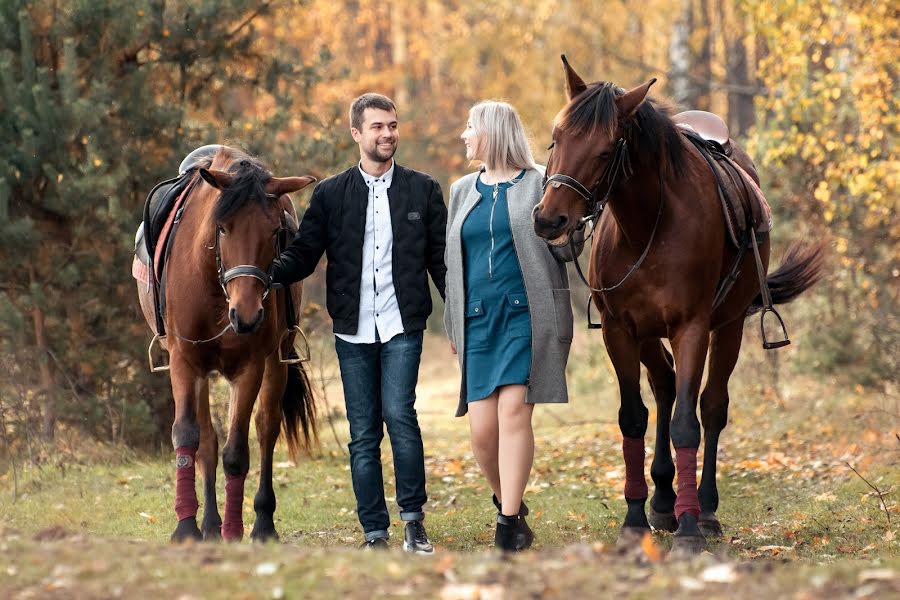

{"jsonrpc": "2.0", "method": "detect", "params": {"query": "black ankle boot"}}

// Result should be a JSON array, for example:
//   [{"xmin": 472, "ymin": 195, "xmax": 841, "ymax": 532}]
[
  {"xmin": 494, "ymin": 513, "xmax": 534, "ymax": 552},
  {"xmin": 492, "ymin": 494, "xmax": 529, "ymax": 517}
]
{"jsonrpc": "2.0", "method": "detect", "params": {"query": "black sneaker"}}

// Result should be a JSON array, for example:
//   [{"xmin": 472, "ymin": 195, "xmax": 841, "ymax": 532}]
[
  {"xmin": 492, "ymin": 494, "xmax": 529, "ymax": 517},
  {"xmin": 360, "ymin": 537, "xmax": 389, "ymax": 550},
  {"xmin": 495, "ymin": 513, "xmax": 534, "ymax": 552},
  {"xmin": 402, "ymin": 520, "xmax": 434, "ymax": 554}
]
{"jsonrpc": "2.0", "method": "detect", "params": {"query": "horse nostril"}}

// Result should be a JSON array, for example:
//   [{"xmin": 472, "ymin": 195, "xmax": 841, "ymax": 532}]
[
  {"xmin": 229, "ymin": 308, "xmax": 237, "ymax": 323},
  {"xmin": 556, "ymin": 215, "xmax": 569, "ymax": 230}
]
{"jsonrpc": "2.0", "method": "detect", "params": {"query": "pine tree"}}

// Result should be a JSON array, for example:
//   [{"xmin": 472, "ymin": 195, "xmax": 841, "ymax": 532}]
[{"xmin": 0, "ymin": 0, "xmax": 335, "ymax": 449}]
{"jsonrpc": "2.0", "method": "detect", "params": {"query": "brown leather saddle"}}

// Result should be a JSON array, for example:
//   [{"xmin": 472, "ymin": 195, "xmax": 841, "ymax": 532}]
[
  {"xmin": 673, "ymin": 112, "xmax": 789, "ymax": 348},
  {"xmin": 673, "ymin": 110, "xmax": 770, "ymax": 249}
]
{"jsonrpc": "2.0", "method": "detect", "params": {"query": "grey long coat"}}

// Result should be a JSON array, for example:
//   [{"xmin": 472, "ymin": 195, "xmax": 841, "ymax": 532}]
[{"xmin": 444, "ymin": 168, "xmax": 578, "ymax": 417}]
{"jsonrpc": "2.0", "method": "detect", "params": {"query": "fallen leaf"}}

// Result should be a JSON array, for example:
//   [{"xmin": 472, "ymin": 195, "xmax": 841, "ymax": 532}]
[{"xmin": 640, "ymin": 532, "xmax": 661, "ymax": 562}]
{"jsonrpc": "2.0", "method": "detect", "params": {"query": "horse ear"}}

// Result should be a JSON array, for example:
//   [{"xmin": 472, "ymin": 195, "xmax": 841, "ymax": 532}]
[
  {"xmin": 199, "ymin": 168, "xmax": 234, "ymax": 190},
  {"xmin": 265, "ymin": 176, "xmax": 317, "ymax": 196},
  {"xmin": 616, "ymin": 78, "xmax": 657, "ymax": 118},
  {"xmin": 562, "ymin": 54, "xmax": 587, "ymax": 100}
]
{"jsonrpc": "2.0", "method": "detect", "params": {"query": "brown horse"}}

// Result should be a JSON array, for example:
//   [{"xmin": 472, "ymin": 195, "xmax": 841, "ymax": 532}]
[
  {"xmin": 137, "ymin": 146, "xmax": 317, "ymax": 542},
  {"xmin": 533, "ymin": 57, "xmax": 823, "ymax": 554}
]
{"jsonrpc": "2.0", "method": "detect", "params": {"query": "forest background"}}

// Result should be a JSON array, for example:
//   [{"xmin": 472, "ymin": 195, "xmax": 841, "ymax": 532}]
[{"xmin": 0, "ymin": 0, "xmax": 896, "ymax": 457}]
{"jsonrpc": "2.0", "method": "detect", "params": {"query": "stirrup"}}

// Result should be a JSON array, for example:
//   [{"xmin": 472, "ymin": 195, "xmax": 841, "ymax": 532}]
[
  {"xmin": 760, "ymin": 307, "xmax": 791, "ymax": 349},
  {"xmin": 148, "ymin": 334, "xmax": 170, "ymax": 372},
  {"xmin": 278, "ymin": 325, "xmax": 311, "ymax": 364}
]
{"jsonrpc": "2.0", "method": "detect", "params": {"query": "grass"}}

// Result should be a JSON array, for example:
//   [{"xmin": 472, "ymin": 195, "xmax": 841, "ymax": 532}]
[{"xmin": 1, "ymin": 331, "xmax": 899, "ymax": 597}]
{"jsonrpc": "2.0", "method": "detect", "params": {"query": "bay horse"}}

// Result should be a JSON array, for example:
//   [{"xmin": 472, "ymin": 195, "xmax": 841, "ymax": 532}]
[
  {"xmin": 533, "ymin": 57, "xmax": 823, "ymax": 554},
  {"xmin": 137, "ymin": 146, "xmax": 317, "ymax": 542}
]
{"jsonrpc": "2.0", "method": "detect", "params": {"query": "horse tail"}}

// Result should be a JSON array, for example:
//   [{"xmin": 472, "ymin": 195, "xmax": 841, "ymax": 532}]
[
  {"xmin": 747, "ymin": 240, "xmax": 826, "ymax": 316},
  {"xmin": 281, "ymin": 352, "xmax": 318, "ymax": 460}
]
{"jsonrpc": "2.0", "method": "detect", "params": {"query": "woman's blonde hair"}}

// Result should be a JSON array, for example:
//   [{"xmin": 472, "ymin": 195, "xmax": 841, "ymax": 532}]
[{"xmin": 468, "ymin": 101, "xmax": 538, "ymax": 172}]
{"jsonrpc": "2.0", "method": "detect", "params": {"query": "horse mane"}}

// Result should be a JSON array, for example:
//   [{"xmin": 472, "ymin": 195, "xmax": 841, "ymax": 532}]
[
  {"xmin": 556, "ymin": 82, "xmax": 687, "ymax": 179},
  {"xmin": 209, "ymin": 147, "xmax": 274, "ymax": 222}
]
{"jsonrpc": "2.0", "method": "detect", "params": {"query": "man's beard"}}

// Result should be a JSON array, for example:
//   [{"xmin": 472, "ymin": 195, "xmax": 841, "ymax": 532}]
[{"xmin": 364, "ymin": 142, "xmax": 396, "ymax": 163}]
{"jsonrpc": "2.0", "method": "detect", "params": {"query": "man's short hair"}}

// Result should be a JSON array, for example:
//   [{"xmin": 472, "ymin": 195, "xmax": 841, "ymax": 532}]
[{"xmin": 350, "ymin": 93, "xmax": 397, "ymax": 130}]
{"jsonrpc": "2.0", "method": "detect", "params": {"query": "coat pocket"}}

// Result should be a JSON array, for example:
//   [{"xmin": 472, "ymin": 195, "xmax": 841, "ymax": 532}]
[
  {"xmin": 551, "ymin": 288, "xmax": 574, "ymax": 343},
  {"xmin": 465, "ymin": 299, "xmax": 485, "ymax": 318}
]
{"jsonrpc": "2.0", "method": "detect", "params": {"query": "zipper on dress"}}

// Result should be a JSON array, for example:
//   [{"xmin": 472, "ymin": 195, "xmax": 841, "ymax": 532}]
[{"xmin": 488, "ymin": 183, "xmax": 499, "ymax": 278}]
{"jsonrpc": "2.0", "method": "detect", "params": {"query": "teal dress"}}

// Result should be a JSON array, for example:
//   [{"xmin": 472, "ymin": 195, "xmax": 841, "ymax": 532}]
[{"xmin": 462, "ymin": 172, "xmax": 532, "ymax": 402}]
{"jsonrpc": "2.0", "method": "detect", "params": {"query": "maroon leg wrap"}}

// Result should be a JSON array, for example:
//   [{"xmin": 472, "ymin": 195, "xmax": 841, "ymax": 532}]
[
  {"xmin": 174, "ymin": 447, "xmax": 199, "ymax": 521},
  {"xmin": 674, "ymin": 447, "xmax": 701, "ymax": 520},
  {"xmin": 221, "ymin": 473, "xmax": 246, "ymax": 541},
  {"xmin": 623, "ymin": 436, "xmax": 649, "ymax": 499}
]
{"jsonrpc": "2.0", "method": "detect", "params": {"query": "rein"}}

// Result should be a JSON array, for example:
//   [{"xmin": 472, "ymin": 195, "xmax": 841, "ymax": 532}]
[
  {"xmin": 569, "ymin": 170, "xmax": 665, "ymax": 294},
  {"xmin": 542, "ymin": 137, "xmax": 663, "ymax": 294}
]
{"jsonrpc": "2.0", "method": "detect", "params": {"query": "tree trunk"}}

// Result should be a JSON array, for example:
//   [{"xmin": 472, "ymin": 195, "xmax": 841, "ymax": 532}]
[
  {"xmin": 390, "ymin": 0, "xmax": 409, "ymax": 108},
  {"xmin": 693, "ymin": 0, "xmax": 712, "ymax": 110},
  {"xmin": 725, "ymin": 1, "xmax": 755, "ymax": 135},
  {"xmin": 32, "ymin": 302, "xmax": 56, "ymax": 441},
  {"xmin": 669, "ymin": 0, "xmax": 692, "ymax": 105}
]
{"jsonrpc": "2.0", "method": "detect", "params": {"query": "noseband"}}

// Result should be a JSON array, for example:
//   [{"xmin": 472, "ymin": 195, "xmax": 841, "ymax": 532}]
[{"xmin": 541, "ymin": 137, "xmax": 633, "ymax": 228}]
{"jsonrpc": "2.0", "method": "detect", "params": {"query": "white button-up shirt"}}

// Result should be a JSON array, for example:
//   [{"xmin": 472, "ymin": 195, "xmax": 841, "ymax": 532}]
[{"xmin": 335, "ymin": 161, "xmax": 404, "ymax": 344}]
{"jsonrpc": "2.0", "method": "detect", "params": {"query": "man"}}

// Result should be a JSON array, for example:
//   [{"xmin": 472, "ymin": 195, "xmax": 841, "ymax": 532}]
[{"xmin": 271, "ymin": 93, "xmax": 446, "ymax": 553}]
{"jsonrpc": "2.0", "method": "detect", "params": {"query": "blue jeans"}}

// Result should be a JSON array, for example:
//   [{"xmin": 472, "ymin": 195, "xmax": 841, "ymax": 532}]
[{"xmin": 334, "ymin": 331, "xmax": 427, "ymax": 541}]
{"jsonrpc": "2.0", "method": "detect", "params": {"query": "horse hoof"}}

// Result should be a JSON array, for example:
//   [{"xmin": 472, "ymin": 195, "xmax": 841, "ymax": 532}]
[
  {"xmin": 648, "ymin": 505, "xmax": 678, "ymax": 532},
  {"xmin": 698, "ymin": 512, "xmax": 724, "ymax": 538},
  {"xmin": 669, "ymin": 534, "xmax": 707, "ymax": 557},
  {"xmin": 616, "ymin": 526, "xmax": 651, "ymax": 551},
  {"xmin": 202, "ymin": 527, "xmax": 222, "ymax": 542},
  {"xmin": 250, "ymin": 525, "xmax": 280, "ymax": 543},
  {"xmin": 170, "ymin": 517, "xmax": 203, "ymax": 543}
]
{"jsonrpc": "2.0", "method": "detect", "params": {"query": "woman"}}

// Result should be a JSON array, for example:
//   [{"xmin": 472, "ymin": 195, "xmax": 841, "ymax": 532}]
[{"xmin": 444, "ymin": 101, "xmax": 580, "ymax": 551}]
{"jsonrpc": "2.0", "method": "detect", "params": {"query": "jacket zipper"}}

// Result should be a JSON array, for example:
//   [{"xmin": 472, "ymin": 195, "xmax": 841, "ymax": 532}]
[{"xmin": 488, "ymin": 183, "xmax": 499, "ymax": 278}]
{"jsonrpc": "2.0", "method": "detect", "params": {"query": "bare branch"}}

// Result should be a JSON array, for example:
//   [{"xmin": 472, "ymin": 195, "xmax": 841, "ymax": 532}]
[{"xmin": 846, "ymin": 462, "xmax": 892, "ymax": 526}]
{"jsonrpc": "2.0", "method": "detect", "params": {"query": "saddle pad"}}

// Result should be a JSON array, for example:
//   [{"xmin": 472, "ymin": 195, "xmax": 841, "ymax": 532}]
[{"xmin": 131, "ymin": 180, "xmax": 193, "ymax": 286}]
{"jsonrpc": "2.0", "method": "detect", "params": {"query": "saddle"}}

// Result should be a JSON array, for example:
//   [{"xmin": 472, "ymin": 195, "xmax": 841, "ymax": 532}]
[
  {"xmin": 132, "ymin": 145, "xmax": 300, "ymax": 341},
  {"xmin": 673, "ymin": 110, "xmax": 771, "ymax": 249}
]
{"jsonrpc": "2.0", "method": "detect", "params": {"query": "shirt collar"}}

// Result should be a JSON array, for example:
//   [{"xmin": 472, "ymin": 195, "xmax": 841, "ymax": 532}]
[{"xmin": 358, "ymin": 160, "xmax": 395, "ymax": 187}]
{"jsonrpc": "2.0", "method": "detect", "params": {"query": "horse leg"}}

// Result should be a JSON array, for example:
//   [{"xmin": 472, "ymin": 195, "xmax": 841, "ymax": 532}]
[
  {"xmin": 250, "ymin": 354, "xmax": 287, "ymax": 542},
  {"xmin": 603, "ymin": 323, "xmax": 651, "ymax": 548},
  {"xmin": 220, "ymin": 361, "xmax": 266, "ymax": 542},
  {"xmin": 668, "ymin": 321, "xmax": 711, "ymax": 555},
  {"xmin": 169, "ymin": 353, "xmax": 203, "ymax": 542},
  {"xmin": 196, "ymin": 379, "xmax": 222, "ymax": 541},
  {"xmin": 697, "ymin": 319, "xmax": 743, "ymax": 539},
  {"xmin": 640, "ymin": 339, "xmax": 678, "ymax": 532}
]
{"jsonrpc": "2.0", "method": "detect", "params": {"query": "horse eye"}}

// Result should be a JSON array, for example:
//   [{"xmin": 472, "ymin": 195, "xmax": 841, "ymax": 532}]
[
  {"xmin": 217, "ymin": 224, "xmax": 226, "ymax": 235},
  {"xmin": 547, "ymin": 142, "xmax": 555, "ymax": 150}
]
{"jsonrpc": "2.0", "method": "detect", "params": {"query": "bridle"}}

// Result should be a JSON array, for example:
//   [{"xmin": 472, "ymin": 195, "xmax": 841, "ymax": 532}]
[
  {"xmin": 212, "ymin": 194, "xmax": 284, "ymax": 303},
  {"xmin": 168, "ymin": 190, "xmax": 286, "ymax": 345},
  {"xmin": 540, "ymin": 135, "xmax": 665, "ymax": 295},
  {"xmin": 540, "ymin": 136, "xmax": 633, "ymax": 231}
]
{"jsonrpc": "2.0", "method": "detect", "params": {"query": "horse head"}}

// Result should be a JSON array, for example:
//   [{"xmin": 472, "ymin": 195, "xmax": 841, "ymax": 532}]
[
  {"xmin": 199, "ymin": 163, "xmax": 315, "ymax": 334},
  {"xmin": 533, "ymin": 55, "xmax": 656, "ymax": 246}
]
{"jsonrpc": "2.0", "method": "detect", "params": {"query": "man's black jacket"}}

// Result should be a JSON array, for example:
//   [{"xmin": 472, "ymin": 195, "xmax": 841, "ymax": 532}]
[{"xmin": 272, "ymin": 164, "xmax": 447, "ymax": 335}]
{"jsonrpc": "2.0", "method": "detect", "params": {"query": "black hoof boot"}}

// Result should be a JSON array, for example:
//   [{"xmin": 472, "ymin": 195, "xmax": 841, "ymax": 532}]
[
  {"xmin": 201, "ymin": 513, "xmax": 222, "ymax": 542},
  {"xmin": 250, "ymin": 512, "xmax": 279, "ymax": 543},
  {"xmin": 648, "ymin": 505, "xmax": 678, "ymax": 532},
  {"xmin": 649, "ymin": 494, "xmax": 678, "ymax": 532},
  {"xmin": 171, "ymin": 517, "xmax": 203, "ymax": 543},
  {"xmin": 698, "ymin": 511, "xmax": 723, "ymax": 538},
  {"xmin": 617, "ymin": 498, "xmax": 651, "ymax": 550},
  {"xmin": 492, "ymin": 494, "xmax": 529, "ymax": 517},
  {"xmin": 495, "ymin": 514, "xmax": 534, "ymax": 552},
  {"xmin": 670, "ymin": 513, "xmax": 706, "ymax": 557}
]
